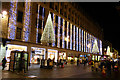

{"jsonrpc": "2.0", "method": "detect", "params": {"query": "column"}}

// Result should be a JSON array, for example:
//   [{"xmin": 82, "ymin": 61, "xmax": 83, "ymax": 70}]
[
  {"xmin": 8, "ymin": 1, "xmax": 18, "ymax": 39},
  {"xmin": 57, "ymin": 16, "xmax": 60, "ymax": 48},
  {"xmin": 22, "ymin": 0, "xmax": 31, "ymax": 42}
]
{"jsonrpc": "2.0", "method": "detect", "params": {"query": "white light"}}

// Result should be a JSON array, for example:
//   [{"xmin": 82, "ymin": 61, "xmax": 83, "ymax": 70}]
[
  {"xmin": 87, "ymin": 43, "xmax": 91, "ymax": 48},
  {"xmin": 2, "ymin": 11, "xmax": 7, "ymax": 16}
]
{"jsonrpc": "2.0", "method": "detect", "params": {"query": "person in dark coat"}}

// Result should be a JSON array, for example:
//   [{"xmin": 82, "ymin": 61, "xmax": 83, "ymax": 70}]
[
  {"xmin": 106, "ymin": 60, "xmax": 112, "ymax": 77},
  {"xmin": 2, "ymin": 57, "xmax": 7, "ymax": 70},
  {"xmin": 77, "ymin": 58, "xmax": 79, "ymax": 66}
]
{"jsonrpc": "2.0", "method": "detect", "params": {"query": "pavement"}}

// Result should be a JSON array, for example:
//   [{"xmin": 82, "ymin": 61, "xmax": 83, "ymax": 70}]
[{"xmin": 1, "ymin": 63, "xmax": 120, "ymax": 79}]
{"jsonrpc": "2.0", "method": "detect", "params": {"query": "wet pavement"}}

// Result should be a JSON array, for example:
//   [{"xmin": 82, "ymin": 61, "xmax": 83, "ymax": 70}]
[{"xmin": 1, "ymin": 63, "xmax": 120, "ymax": 79}]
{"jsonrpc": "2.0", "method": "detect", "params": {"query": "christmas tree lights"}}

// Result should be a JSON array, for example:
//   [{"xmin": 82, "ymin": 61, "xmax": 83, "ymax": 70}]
[{"xmin": 41, "ymin": 13, "xmax": 55, "ymax": 44}]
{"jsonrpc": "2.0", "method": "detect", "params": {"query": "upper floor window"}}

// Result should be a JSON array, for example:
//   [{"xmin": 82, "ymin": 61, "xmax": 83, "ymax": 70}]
[
  {"xmin": 50, "ymin": 2, "xmax": 54, "ymax": 9},
  {"xmin": 17, "ymin": 11, "xmax": 23, "ymax": 23}
]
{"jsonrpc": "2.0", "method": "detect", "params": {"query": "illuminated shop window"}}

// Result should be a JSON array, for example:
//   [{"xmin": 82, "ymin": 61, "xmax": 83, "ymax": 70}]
[
  {"xmin": 70, "ymin": 23, "xmax": 72, "ymax": 50},
  {"xmin": 76, "ymin": 27, "xmax": 78, "ymax": 51},
  {"xmin": 8, "ymin": 1, "xmax": 18, "ymax": 39},
  {"xmin": 36, "ymin": 4, "xmax": 40, "ymax": 43},
  {"xmin": 22, "ymin": 0, "xmax": 31, "ymax": 42}
]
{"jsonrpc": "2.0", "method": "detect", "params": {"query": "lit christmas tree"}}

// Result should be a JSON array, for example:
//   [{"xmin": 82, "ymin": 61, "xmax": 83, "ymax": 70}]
[
  {"xmin": 106, "ymin": 46, "xmax": 110, "ymax": 55},
  {"xmin": 41, "ymin": 13, "xmax": 55, "ymax": 45},
  {"xmin": 92, "ymin": 39, "xmax": 99, "ymax": 54}
]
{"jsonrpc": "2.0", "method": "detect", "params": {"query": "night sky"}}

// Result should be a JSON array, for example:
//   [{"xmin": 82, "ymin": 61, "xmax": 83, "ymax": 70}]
[{"xmin": 79, "ymin": 2, "xmax": 120, "ymax": 52}]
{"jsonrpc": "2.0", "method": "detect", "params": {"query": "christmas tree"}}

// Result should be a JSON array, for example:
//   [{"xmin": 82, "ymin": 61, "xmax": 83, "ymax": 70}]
[
  {"xmin": 106, "ymin": 46, "xmax": 110, "ymax": 55},
  {"xmin": 41, "ymin": 13, "xmax": 55, "ymax": 45},
  {"xmin": 92, "ymin": 39, "xmax": 99, "ymax": 54}
]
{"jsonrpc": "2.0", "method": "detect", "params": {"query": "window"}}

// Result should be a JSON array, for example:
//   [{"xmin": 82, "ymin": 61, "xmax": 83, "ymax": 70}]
[
  {"xmin": 65, "ymin": 21, "xmax": 67, "ymax": 28},
  {"xmin": 55, "ymin": 38, "xmax": 57, "ymax": 46},
  {"xmin": 36, "ymin": 4, "xmax": 38, "ymax": 13},
  {"xmin": 51, "ymin": 12, "xmax": 53, "ymax": 21},
  {"xmin": 60, "ymin": 9, "xmax": 63, "ymax": 15},
  {"xmin": 44, "ymin": 8, "xmax": 45, "ymax": 17},
  {"xmin": 55, "ymin": 15, "xmax": 58, "ymax": 23},
  {"xmin": 65, "ymin": 5, "xmax": 67, "ymax": 9},
  {"xmin": 60, "ymin": 18, "xmax": 63, "ymax": 26},
  {"xmin": 43, "ymin": 21, "xmax": 45, "ymax": 30},
  {"xmin": 16, "ymin": 27, "xmax": 22, "ymax": 39},
  {"xmin": 17, "ymin": 11, "xmax": 23, "ymax": 23},
  {"xmin": 36, "ymin": 18, "xmax": 37, "ymax": 27},
  {"xmin": 38, "ymin": 33, "xmax": 41, "ymax": 43},
  {"xmin": 60, "ymin": 28, "xmax": 62, "ymax": 35},
  {"xmin": 50, "ymin": 2, "xmax": 54, "ymax": 9},
  {"xmin": 60, "ymin": 39, "xmax": 62, "ymax": 48},
  {"xmin": 55, "ymin": 5, "xmax": 58, "ymax": 12},
  {"xmin": 64, "ymin": 41, "xmax": 66, "ymax": 49},
  {"xmin": 64, "ymin": 12, "xmax": 67, "ymax": 18},
  {"xmin": 39, "ymin": 6, "xmax": 43, "ymax": 15},
  {"xmin": 55, "ymin": 26, "xmax": 57, "ymax": 35},
  {"xmin": 38, "ymin": 19, "xmax": 42, "ymax": 29}
]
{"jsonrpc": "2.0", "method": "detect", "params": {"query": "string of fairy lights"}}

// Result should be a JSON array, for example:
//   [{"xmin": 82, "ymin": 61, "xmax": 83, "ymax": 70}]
[
  {"xmin": 22, "ymin": 0, "xmax": 31, "ymax": 42},
  {"xmin": 8, "ymin": 0, "xmax": 18, "ymax": 39},
  {"xmin": 8, "ymin": 1, "xmax": 102, "ymax": 55}
]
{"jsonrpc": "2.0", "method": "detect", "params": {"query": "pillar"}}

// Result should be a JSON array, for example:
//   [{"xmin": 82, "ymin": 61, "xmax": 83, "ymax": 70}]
[{"xmin": 27, "ymin": 44, "xmax": 31, "ymax": 65}]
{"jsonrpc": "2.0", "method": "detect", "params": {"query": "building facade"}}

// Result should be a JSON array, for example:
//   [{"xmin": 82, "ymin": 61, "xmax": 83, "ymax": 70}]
[{"xmin": 0, "ymin": 2, "xmax": 103, "ymax": 64}]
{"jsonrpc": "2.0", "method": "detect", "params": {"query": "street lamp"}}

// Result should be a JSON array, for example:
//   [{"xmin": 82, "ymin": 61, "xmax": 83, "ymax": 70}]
[{"xmin": 2, "ymin": 11, "xmax": 7, "ymax": 18}]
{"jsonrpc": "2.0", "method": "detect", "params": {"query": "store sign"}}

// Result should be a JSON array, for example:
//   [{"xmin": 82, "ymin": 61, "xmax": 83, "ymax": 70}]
[{"xmin": 35, "ymin": 50, "xmax": 42, "ymax": 54}]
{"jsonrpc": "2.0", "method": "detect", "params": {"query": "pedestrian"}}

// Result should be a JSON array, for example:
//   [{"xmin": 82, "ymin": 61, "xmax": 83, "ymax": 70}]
[
  {"xmin": 22, "ymin": 57, "xmax": 26, "ymax": 73},
  {"xmin": 77, "ymin": 58, "xmax": 79, "ymax": 66},
  {"xmin": 94, "ymin": 61, "xmax": 99, "ymax": 72},
  {"xmin": 84, "ymin": 60, "xmax": 86, "ymax": 66},
  {"xmin": 91, "ymin": 60, "xmax": 94, "ymax": 71},
  {"xmin": 102, "ymin": 66, "xmax": 106, "ymax": 77},
  {"xmin": 111, "ymin": 60, "xmax": 115, "ymax": 71},
  {"xmin": 37, "ymin": 58, "xmax": 40, "ymax": 64},
  {"xmin": 2, "ymin": 57, "xmax": 7, "ymax": 70},
  {"xmin": 106, "ymin": 59, "xmax": 112, "ymax": 77}
]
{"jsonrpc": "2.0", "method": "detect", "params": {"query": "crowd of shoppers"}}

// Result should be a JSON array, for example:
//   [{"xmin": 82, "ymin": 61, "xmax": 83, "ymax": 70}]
[{"xmin": 90, "ymin": 59, "xmax": 119, "ymax": 77}]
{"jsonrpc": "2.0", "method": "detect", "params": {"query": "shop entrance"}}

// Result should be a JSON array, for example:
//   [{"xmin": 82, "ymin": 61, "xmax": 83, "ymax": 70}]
[
  {"xmin": 9, "ymin": 51, "xmax": 29, "ymax": 71},
  {"xmin": 31, "ymin": 47, "xmax": 45, "ymax": 64}
]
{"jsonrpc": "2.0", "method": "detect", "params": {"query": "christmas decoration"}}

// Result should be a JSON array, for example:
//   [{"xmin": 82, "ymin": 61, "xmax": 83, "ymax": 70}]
[
  {"xmin": 41, "ymin": 13, "xmax": 55, "ymax": 44},
  {"xmin": 106, "ymin": 46, "xmax": 110, "ymax": 55},
  {"xmin": 92, "ymin": 39, "xmax": 99, "ymax": 53}
]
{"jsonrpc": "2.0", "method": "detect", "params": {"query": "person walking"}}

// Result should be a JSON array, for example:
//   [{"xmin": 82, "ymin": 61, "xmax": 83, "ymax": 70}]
[
  {"xmin": 2, "ymin": 57, "xmax": 7, "ymax": 70},
  {"xmin": 77, "ymin": 58, "xmax": 79, "ymax": 66},
  {"xmin": 106, "ymin": 59, "xmax": 112, "ymax": 77},
  {"xmin": 21, "ymin": 57, "xmax": 26, "ymax": 73},
  {"xmin": 91, "ymin": 60, "xmax": 94, "ymax": 71},
  {"xmin": 94, "ymin": 61, "xmax": 99, "ymax": 72}
]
